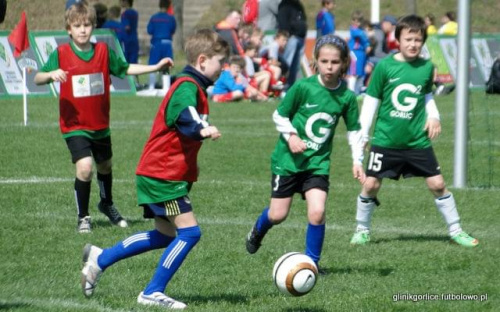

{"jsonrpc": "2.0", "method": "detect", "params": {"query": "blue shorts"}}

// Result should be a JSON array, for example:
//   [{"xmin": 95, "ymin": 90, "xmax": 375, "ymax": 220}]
[
  {"xmin": 149, "ymin": 39, "xmax": 173, "ymax": 64},
  {"xmin": 142, "ymin": 196, "xmax": 193, "ymax": 219}
]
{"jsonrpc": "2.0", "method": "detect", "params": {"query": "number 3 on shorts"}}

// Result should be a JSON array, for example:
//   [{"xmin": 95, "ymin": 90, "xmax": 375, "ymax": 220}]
[{"xmin": 368, "ymin": 152, "xmax": 383, "ymax": 172}]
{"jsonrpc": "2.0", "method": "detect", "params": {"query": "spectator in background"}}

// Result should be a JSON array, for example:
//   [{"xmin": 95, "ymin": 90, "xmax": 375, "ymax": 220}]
[
  {"xmin": 316, "ymin": 0, "xmax": 336, "ymax": 38},
  {"xmin": 120, "ymin": 0, "xmax": 139, "ymax": 64},
  {"xmin": 257, "ymin": 0, "xmax": 282, "ymax": 33},
  {"xmin": 93, "ymin": 2, "xmax": 108, "ymax": 28},
  {"xmin": 381, "ymin": 15, "xmax": 399, "ymax": 53},
  {"xmin": 102, "ymin": 5, "xmax": 125, "ymax": 45},
  {"xmin": 212, "ymin": 55, "xmax": 268, "ymax": 102},
  {"xmin": 364, "ymin": 21, "xmax": 387, "ymax": 84},
  {"xmin": 259, "ymin": 29, "xmax": 289, "ymax": 81},
  {"xmin": 347, "ymin": 10, "xmax": 370, "ymax": 95},
  {"xmin": 215, "ymin": 9, "xmax": 245, "ymax": 56},
  {"xmin": 66, "ymin": 0, "xmax": 84, "ymax": 10},
  {"xmin": 0, "ymin": 0, "xmax": 5, "ymax": 24},
  {"xmin": 425, "ymin": 13, "xmax": 437, "ymax": 36},
  {"xmin": 244, "ymin": 43, "xmax": 272, "ymax": 96},
  {"xmin": 438, "ymin": 11, "xmax": 457, "ymax": 35},
  {"xmin": 277, "ymin": 0, "xmax": 307, "ymax": 88},
  {"xmin": 147, "ymin": 0, "xmax": 176, "ymax": 91}
]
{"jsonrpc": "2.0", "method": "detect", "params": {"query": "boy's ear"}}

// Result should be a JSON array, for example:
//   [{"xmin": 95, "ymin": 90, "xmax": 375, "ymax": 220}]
[{"xmin": 197, "ymin": 54, "xmax": 208, "ymax": 70}]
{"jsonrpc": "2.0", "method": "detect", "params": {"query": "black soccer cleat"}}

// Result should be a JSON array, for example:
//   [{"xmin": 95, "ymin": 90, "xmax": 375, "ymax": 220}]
[
  {"xmin": 246, "ymin": 225, "xmax": 264, "ymax": 254},
  {"xmin": 98, "ymin": 202, "xmax": 128, "ymax": 228}
]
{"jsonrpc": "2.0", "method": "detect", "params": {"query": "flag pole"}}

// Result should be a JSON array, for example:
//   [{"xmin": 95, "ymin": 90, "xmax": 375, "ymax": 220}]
[{"xmin": 22, "ymin": 55, "xmax": 28, "ymax": 126}]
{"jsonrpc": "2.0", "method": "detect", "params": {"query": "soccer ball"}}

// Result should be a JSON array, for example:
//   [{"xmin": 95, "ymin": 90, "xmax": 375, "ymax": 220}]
[{"xmin": 272, "ymin": 252, "xmax": 318, "ymax": 296}]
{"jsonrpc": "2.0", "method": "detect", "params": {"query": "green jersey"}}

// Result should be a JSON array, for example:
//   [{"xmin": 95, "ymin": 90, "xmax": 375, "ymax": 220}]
[
  {"xmin": 366, "ymin": 55, "xmax": 434, "ymax": 149},
  {"xmin": 271, "ymin": 75, "xmax": 361, "ymax": 176}
]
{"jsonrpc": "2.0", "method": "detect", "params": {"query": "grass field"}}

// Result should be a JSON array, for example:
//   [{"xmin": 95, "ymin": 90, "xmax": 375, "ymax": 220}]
[{"xmin": 0, "ymin": 90, "xmax": 499, "ymax": 311}]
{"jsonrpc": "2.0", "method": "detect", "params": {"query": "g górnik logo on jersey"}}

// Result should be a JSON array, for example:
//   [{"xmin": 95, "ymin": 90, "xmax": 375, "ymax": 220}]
[
  {"xmin": 390, "ymin": 83, "xmax": 421, "ymax": 119},
  {"xmin": 304, "ymin": 112, "xmax": 336, "ymax": 150}
]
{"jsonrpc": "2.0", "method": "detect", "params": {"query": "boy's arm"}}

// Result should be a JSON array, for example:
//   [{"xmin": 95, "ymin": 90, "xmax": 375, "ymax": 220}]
[
  {"xmin": 176, "ymin": 106, "xmax": 220, "ymax": 140},
  {"xmin": 424, "ymin": 93, "xmax": 441, "ymax": 139},
  {"xmin": 126, "ymin": 58, "xmax": 173, "ymax": 75},
  {"xmin": 34, "ymin": 69, "xmax": 68, "ymax": 85},
  {"xmin": 359, "ymin": 94, "xmax": 380, "ymax": 144}
]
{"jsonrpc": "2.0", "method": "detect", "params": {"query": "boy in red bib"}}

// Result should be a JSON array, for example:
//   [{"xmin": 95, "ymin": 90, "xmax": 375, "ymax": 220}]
[
  {"xmin": 34, "ymin": 3, "xmax": 173, "ymax": 233},
  {"xmin": 80, "ymin": 29, "xmax": 229, "ymax": 309}
]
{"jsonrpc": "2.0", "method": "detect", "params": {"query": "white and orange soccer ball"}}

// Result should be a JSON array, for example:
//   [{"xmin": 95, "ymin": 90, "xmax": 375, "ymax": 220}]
[{"xmin": 272, "ymin": 252, "xmax": 318, "ymax": 296}]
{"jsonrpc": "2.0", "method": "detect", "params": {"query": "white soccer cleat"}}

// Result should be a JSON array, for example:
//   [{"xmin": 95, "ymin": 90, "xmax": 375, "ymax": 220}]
[
  {"xmin": 137, "ymin": 291, "xmax": 187, "ymax": 309},
  {"xmin": 81, "ymin": 244, "xmax": 103, "ymax": 297}
]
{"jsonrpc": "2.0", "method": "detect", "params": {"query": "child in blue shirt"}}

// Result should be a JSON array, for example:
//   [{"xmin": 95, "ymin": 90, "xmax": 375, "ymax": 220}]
[
  {"xmin": 347, "ymin": 10, "xmax": 370, "ymax": 95},
  {"xmin": 212, "ymin": 55, "xmax": 267, "ymax": 102},
  {"xmin": 120, "ymin": 0, "xmax": 139, "ymax": 64},
  {"xmin": 101, "ymin": 5, "xmax": 125, "ymax": 46},
  {"xmin": 147, "ymin": 0, "xmax": 176, "ymax": 90},
  {"xmin": 316, "ymin": 0, "xmax": 336, "ymax": 38}
]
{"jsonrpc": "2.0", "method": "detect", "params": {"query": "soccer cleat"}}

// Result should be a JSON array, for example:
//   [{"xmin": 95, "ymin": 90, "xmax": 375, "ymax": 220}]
[
  {"xmin": 81, "ymin": 244, "xmax": 103, "ymax": 297},
  {"xmin": 137, "ymin": 291, "xmax": 187, "ymax": 309},
  {"xmin": 451, "ymin": 232, "xmax": 479, "ymax": 247},
  {"xmin": 350, "ymin": 231, "xmax": 371, "ymax": 245},
  {"xmin": 98, "ymin": 202, "xmax": 128, "ymax": 228},
  {"xmin": 246, "ymin": 226, "xmax": 264, "ymax": 254},
  {"xmin": 78, "ymin": 216, "xmax": 92, "ymax": 233}
]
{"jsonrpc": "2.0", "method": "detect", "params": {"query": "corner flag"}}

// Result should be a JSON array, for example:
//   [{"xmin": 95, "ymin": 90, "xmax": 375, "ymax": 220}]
[
  {"xmin": 8, "ymin": 11, "xmax": 30, "ymax": 126},
  {"xmin": 8, "ymin": 11, "xmax": 29, "ymax": 58}
]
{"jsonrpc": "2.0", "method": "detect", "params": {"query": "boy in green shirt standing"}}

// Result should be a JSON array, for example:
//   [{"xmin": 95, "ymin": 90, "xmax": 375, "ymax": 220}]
[
  {"xmin": 34, "ymin": 3, "xmax": 173, "ymax": 233},
  {"xmin": 350, "ymin": 15, "xmax": 478, "ymax": 247}
]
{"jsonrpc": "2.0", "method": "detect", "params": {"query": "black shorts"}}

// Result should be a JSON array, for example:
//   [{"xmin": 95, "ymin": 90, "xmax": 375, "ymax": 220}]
[
  {"xmin": 365, "ymin": 145, "xmax": 441, "ymax": 180},
  {"xmin": 271, "ymin": 172, "xmax": 329, "ymax": 199},
  {"xmin": 142, "ymin": 196, "xmax": 193, "ymax": 219},
  {"xmin": 65, "ymin": 135, "xmax": 112, "ymax": 164}
]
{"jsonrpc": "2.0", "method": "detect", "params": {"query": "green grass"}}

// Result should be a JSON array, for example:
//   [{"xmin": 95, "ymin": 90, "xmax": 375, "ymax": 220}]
[{"xmin": 0, "ymin": 91, "xmax": 498, "ymax": 311}]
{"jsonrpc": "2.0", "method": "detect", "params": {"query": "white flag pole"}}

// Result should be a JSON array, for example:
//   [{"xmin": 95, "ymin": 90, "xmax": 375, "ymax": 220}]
[{"xmin": 23, "ymin": 62, "xmax": 28, "ymax": 126}]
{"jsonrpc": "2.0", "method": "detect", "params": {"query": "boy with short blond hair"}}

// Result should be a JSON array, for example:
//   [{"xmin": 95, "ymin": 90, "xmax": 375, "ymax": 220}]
[
  {"xmin": 34, "ymin": 3, "xmax": 173, "ymax": 233},
  {"xmin": 80, "ymin": 29, "xmax": 230, "ymax": 309}
]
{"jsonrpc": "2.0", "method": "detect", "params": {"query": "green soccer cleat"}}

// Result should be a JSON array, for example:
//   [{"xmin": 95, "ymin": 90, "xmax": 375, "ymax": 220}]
[
  {"xmin": 450, "ymin": 232, "xmax": 479, "ymax": 247},
  {"xmin": 350, "ymin": 231, "xmax": 371, "ymax": 245}
]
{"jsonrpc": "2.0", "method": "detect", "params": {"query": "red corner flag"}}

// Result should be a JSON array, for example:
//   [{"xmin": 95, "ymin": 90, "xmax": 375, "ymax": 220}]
[{"xmin": 8, "ymin": 11, "xmax": 29, "ymax": 58}]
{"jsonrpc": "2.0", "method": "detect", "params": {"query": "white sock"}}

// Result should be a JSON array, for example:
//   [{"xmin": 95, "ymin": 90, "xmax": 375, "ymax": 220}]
[
  {"xmin": 355, "ymin": 195, "xmax": 376, "ymax": 232},
  {"xmin": 148, "ymin": 73, "xmax": 156, "ymax": 90},
  {"xmin": 435, "ymin": 193, "xmax": 462, "ymax": 236}
]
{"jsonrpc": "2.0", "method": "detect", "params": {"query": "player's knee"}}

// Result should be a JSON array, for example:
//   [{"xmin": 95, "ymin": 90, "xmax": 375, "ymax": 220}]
[
  {"xmin": 96, "ymin": 159, "xmax": 112, "ymax": 174},
  {"xmin": 268, "ymin": 210, "xmax": 287, "ymax": 224},
  {"xmin": 178, "ymin": 225, "xmax": 202, "ymax": 244},
  {"xmin": 77, "ymin": 165, "xmax": 93, "ymax": 181},
  {"xmin": 307, "ymin": 207, "xmax": 325, "ymax": 224},
  {"xmin": 427, "ymin": 176, "xmax": 446, "ymax": 195},
  {"xmin": 363, "ymin": 178, "xmax": 380, "ymax": 194}
]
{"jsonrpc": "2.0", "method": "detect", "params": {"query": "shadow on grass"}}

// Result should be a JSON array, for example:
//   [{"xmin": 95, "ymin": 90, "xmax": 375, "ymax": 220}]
[
  {"xmin": 182, "ymin": 293, "xmax": 249, "ymax": 305},
  {"xmin": 331, "ymin": 266, "xmax": 395, "ymax": 277},
  {"xmin": 0, "ymin": 302, "xmax": 29, "ymax": 310},
  {"xmin": 92, "ymin": 218, "xmax": 147, "ymax": 229},
  {"xmin": 373, "ymin": 234, "xmax": 450, "ymax": 244},
  {"xmin": 282, "ymin": 308, "xmax": 329, "ymax": 312}
]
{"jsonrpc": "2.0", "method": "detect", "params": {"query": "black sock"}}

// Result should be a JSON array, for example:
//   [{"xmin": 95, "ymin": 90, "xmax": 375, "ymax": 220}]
[
  {"xmin": 97, "ymin": 172, "xmax": 113, "ymax": 205},
  {"xmin": 75, "ymin": 178, "xmax": 91, "ymax": 218}
]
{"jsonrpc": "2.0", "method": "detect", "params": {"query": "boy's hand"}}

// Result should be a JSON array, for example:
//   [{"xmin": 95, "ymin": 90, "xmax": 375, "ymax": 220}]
[
  {"xmin": 424, "ymin": 118, "xmax": 441, "ymax": 140},
  {"xmin": 200, "ymin": 126, "xmax": 221, "ymax": 140},
  {"xmin": 352, "ymin": 164, "xmax": 366, "ymax": 184},
  {"xmin": 288, "ymin": 134, "xmax": 306, "ymax": 154},
  {"xmin": 157, "ymin": 58, "xmax": 174, "ymax": 71},
  {"xmin": 50, "ymin": 69, "xmax": 69, "ymax": 83}
]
